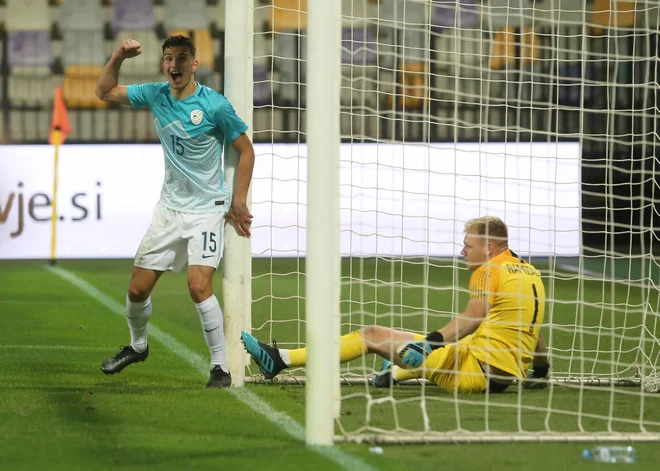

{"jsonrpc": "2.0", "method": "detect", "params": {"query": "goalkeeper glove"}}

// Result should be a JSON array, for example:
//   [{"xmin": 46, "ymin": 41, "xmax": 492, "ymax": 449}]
[
  {"xmin": 523, "ymin": 364, "xmax": 550, "ymax": 390},
  {"xmin": 397, "ymin": 331, "xmax": 444, "ymax": 368}
]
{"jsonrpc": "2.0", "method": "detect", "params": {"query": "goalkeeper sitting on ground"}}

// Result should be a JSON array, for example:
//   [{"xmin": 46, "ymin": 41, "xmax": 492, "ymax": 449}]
[{"xmin": 242, "ymin": 216, "xmax": 550, "ymax": 394}]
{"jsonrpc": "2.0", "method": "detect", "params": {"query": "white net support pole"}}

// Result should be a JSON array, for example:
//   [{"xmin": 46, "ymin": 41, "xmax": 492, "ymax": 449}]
[
  {"xmin": 223, "ymin": 0, "xmax": 254, "ymax": 388},
  {"xmin": 305, "ymin": 0, "xmax": 342, "ymax": 446}
]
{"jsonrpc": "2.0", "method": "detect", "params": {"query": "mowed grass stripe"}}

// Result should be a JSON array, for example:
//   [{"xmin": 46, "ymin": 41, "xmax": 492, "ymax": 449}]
[
  {"xmin": 46, "ymin": 265, "xmax": 377, "ymax": 471},
  {"xmin": 1, "ymin": 266, "xmax": 338, "ymax": 471},
  {"xmin": 0, "ymin": 344, "xmax": 109, "ymax": 351}
]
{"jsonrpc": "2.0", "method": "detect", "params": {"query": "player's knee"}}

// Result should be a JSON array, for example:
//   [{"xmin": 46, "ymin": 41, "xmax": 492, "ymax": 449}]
[
  {"xmin": 127, "ymin": 281, "xmax": 151, "ymax": 302},
  {"xmin": 187, "ymin": 278, "xmax": 212, "ymax": 303},
  {"xmin": 360, "ymin": 325, "xmax": 387, "ymax": 343}
]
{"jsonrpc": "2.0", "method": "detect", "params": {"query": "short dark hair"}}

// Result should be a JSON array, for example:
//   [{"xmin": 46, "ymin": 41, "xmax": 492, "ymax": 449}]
[{"xmin": 161, "ymin": 35, "xmax": 196, "ymax": 58}]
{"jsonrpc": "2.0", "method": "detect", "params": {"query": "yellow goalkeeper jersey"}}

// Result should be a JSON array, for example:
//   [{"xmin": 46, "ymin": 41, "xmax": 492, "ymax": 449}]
[{"xmin": 464, "ymin": 249, "xmax": 546, "ymax": 377}]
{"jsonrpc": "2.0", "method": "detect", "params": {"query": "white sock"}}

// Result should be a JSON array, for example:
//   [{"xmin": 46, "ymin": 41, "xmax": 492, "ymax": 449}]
[
  {"xmin": 195, "ymin": 295, "xmax": 227, "ymax": 371},
  {"xmin": 126, "ymin": 296, "xmax": 152, "ymax": 353},
  {"xmin": 280, "ymin": 349, "xmax": 291, "ymax": 367}
]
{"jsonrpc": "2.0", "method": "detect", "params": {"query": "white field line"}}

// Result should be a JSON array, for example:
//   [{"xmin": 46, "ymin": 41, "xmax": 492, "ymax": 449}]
[
  {"xmin": 45, "ymin": 265, "xmax": 376, "ymax": 471},
  {"xmin": 0, "ymin": 345, "xmax": 109, "ymax": 351},
  {"xmin": 556, "ymin": 264, "xmax": 654, "ymax": 290}
]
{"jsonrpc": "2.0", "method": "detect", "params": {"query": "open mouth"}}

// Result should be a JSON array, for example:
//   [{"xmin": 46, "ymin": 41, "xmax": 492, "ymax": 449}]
[{"xmin": 170, "ymin": 71, "xmax": 183, "ymax": 84}]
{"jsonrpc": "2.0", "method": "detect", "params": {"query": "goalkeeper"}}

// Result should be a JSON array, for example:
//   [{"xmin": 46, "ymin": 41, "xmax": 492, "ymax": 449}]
[{"xmin": 242, "ymin": 216, "xmax": 550, "ymax": 393}]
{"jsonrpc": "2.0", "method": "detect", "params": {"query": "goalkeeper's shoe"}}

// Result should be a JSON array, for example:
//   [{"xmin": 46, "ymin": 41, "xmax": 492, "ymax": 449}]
[
  {"xmin": 101, "ymin": 345, "xmax": 149, "ymax": 375},
  {"xmin": 522, "ymin": 365, "xmax": 550, "ymax": 390},
  {"xmin": 206, "ymin": 365, "xmax": 232, "ymax": 388},
  {"xmin": 370, "ymin": 360, "xmax": 397, "ymax": 388},
  {"xmin": 240, "ymin": 331, "xmax": 287, "ymax": 379}
]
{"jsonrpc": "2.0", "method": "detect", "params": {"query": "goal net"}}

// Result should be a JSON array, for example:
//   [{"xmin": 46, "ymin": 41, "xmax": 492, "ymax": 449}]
[{"xmin": 246, "ymin": 0, "xmax": 660, "ymax": 443}]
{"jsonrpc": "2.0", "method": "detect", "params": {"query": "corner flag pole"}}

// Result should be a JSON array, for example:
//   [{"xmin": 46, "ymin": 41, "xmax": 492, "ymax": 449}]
[
  {"xmin": 49, "ymin": 127, "xmax": 61, "ymax": 265},
  {"xmin": 48, "ymin": 88, "xmax": 71, "ymax": 265}
]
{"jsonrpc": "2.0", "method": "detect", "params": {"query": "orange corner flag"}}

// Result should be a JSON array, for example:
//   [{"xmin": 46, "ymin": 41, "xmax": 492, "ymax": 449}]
[{"xmin": 49, "ymin": 87, "xmax": 72, "ymax": 145}]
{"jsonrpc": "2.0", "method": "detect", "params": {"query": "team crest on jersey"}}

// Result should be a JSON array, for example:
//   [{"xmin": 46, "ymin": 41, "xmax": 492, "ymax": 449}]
[{"xmin": 191, "ymin": 110, "xmax": 203, "ymax": 125}]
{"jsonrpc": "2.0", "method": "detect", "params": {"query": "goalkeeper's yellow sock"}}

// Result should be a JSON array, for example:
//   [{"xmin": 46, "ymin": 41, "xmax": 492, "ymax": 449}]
[
  {"xmin": 392, "ymin": 365, "xmax": 423, "ymax": 382},
  {"xmin": 338, "ymin": 331, "xmax": 368, "ymax": 362},
  {"xmin": 281, "ymin": 331, "xmax": 368, "ymax": 367}
]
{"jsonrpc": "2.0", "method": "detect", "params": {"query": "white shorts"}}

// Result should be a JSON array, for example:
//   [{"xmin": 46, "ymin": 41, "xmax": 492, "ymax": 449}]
[{"xmin": 134, "ymin": 203, "xmax": 226, "ymax": 273}]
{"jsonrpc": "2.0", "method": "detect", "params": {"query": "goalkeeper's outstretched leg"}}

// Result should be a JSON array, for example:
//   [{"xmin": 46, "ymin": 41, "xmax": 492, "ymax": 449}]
[
  {"xmin": 241, "ymin": 325, "xmax": 426, "ymax": 380},
  {"xmin": 240, "ymin": 331, "xmax": 288, "ymax": 379}
]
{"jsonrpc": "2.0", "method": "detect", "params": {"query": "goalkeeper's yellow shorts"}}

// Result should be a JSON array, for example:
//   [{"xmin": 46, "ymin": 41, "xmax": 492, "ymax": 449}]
[{"xmin": 411, "ymin": 334, "xmax": 487, "ymax": 394}]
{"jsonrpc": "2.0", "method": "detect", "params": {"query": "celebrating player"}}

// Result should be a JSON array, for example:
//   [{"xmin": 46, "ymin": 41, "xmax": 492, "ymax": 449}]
[
  {"xmin": 242, "ymin": 216, "xmax": 551, "ymax": 393},
  {"xmin": 95, "ymin": 36, "xmax": 255, "ymax": 388}
]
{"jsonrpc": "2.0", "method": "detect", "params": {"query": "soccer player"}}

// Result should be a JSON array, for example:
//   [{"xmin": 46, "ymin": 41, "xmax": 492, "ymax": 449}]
[
  {"xmin": 242, "ymin": 216, "xmax": 551, "ymax": 393},
  {"xmin": 95, "ymin": 36, "xmax": 255, "ymax": 388}
]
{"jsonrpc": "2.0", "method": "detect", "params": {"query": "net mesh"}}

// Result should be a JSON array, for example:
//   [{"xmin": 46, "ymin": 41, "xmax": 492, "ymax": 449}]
[{"xmin": 249, "ymin": 0, "xmax": 660, "ymax": 442}]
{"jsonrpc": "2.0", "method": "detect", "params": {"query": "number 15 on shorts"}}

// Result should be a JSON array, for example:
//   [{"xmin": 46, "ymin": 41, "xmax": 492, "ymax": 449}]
[
  {"xmin": 202, "ymin": 231, "xmax": 217, "ymax": 257},
  {"xmin": 190, "ymin": 213, "xmax": 225, "ymax": 268}
]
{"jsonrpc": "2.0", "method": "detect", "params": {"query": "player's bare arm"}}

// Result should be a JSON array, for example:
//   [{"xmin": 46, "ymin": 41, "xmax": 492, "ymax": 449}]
[
  {"xmin": 437, "ymin": 298, "xmax": 489, "ymax": 343},
  {"xmin": 95, "ymin": 39, "xmax": 143, "ymax": 105},
  {"xmin": 226, "ymin": 133, "xmax": 255, "ymax": 237}
]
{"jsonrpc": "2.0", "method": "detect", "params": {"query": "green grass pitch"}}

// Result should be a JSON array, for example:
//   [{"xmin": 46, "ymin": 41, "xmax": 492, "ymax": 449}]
[{"xmin": 1, "ymin": 258, "xmax": 659, "ymax": 470}]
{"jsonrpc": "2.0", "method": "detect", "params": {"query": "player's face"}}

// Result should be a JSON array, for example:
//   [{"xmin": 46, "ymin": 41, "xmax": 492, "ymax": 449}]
[
  {"xmin": 162, "ymin": 46, "xmax": 198, "ymax": 91},
  {"xmin": 461, "ymin": 231, "xmax": 488, "ymax": 270}
]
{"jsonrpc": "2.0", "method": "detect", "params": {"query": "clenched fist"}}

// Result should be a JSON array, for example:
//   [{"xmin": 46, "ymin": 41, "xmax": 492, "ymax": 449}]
[{"xmin": 116, "ymin": 39, "xmax": 142, "ymax": 59}]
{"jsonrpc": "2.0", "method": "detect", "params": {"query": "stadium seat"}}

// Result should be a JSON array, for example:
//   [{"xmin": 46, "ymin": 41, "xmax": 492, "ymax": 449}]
[
  {"xmin": 591, "ymin": 0, "xmax": 636, "ymax": 30},
  {"xmin": 5, "ymin": 0, "xmax": 50, "ymax": 32},
  {"xmin": 61, "ymin": 30, "xmax": 105, "ymax": 67},
  {"xmin": 253, "ymin": 63, "xmax": 272, "ymax": 107},
  {"xmin": 341, "ymin": 27, "xmax": 377, "ymax": 67},
  {"xmin": 520, "ymin": 28, "xmax": 540, "ymax": 65},
  {"xmin": 163, "ymin": 0, "xmax": 207, "ymax": 32},
  {"xmin": 489, "ymin": 27, "xmax": 515, "ymax": 70},
  {"xmin": 115, "ymin": 30, "xmax": 162, "ymax": 79},
  {"xmin": 7, "ymin": 31, "xmax": 51, "ymax": 68},
  {"xmin": 435, "ymin": 25, "xmax": 482, "ymax": 73},
  {"xmin": 267, "ymin": 1, "xmax": 308, "ymax": 106},
  {"xmin": 432, "ymin": 0, "xmax": 479, "ymax": 33},
  {"xmin": 388, "ymin": 62, "xmax": 426, "ymax": 110},
  {"xmin": 533, "ymin": 0, "xmax": 585, "ymax": 27},
  {"xmin": 485, "ymin": 0, "xmax": 533, "ymax": 29},
  {"xmin": 58, "ymin": 0, "xmax": 104, "ymax": 31},
  {"xmin": 253, "ymin": 32, "xmax": 274, "ymax": 106},
  {"xmin": 6, "ymin": 29, "xmax": 55, "ymax": 109},
  {"xmin": 264, "ymin": 29, "xmax": 303, "ymax": 106},
  {"xmin": 557, "ymin": 63, "xmax": 593, "ymax": 106},
  {"xmin": 113, "ymin": 0, "xmax": 156, "ymax": 34},
  {"xmin": 341, "ymin": 26, "xmax": 378, "ymax": 107},
  {"xmin": 378, "ymin": 0, "xmax": 428, "ymax": 61},
  {"xmin": 63, "ymin": 65, "xmax": 108, "ymax": 109},
  {"xmin": 8, "ymin": 66, "xmax": 60, "ymax": 108},
  {"xmin": 269, "ymin": 0, "xmax": 308, "ymax": 32},
  {"xmin": 254, "ymin": 31, "xmax": 271, "ymax": 62},
  {"xmin": 340, "ymin": 0, "xmax": 384, "ymax": 25}
]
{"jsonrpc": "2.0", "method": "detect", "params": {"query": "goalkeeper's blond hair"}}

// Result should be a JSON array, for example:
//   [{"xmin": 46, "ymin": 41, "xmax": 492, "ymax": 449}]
[{"xmin": 465, "ymin": 216, "xmax": 508, "ymax": 248}]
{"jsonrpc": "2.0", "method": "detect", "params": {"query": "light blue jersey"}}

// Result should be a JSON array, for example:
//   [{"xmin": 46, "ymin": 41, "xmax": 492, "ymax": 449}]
[{"xmin": 127, "ymin": 82, "xmax": 248, "ymax": 213}]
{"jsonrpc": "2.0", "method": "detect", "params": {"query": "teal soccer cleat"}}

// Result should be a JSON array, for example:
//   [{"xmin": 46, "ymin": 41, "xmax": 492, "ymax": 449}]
[
  {"xmin": 240, "ymin": 331, "xmax": 287, "ymax": 379},
  {"xmin": 371, "ymin": 359, "xmax": 397, "ymax": 388}
]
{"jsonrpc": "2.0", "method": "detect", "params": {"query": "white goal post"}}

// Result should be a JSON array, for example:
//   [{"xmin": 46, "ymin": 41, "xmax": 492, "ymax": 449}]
[{"xmin": 225, "ymin": 0, "xmax": 660, "ymax": 445}]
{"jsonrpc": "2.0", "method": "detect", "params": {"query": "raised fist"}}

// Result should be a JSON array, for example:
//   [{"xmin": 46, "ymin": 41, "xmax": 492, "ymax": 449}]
[{"xmin": 117, "ymin": 39, "xmax": 142, "ymax": 59}]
